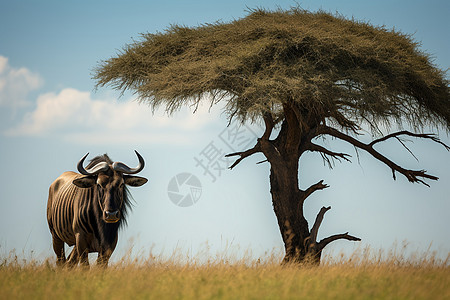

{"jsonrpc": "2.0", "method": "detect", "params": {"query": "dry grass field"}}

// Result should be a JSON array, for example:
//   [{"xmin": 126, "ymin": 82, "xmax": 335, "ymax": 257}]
[{"xmin": 1, "ymin": 246, "xmax": 449, "ymax": 300}]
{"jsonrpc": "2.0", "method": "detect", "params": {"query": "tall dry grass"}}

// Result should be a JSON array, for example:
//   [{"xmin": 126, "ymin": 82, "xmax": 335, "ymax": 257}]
[{"xmin": 1, "ymin": 245, "xmax": 449, "ymax": 300}]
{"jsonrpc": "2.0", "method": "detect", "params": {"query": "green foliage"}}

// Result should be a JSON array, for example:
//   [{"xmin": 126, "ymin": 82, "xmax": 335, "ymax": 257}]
[{"xmin": 94, "ymin": 8, "xmax": 449, "ymax": 133}]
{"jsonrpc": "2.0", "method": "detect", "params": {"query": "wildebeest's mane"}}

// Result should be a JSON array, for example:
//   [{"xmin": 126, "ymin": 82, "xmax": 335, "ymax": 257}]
[
  {"xmin": 87, "ymin": 154, "xmax": 134, "ymax": 231},
  {"xmin": 87, "ymin": 153, "xmax": 113, "ymax": 168}
]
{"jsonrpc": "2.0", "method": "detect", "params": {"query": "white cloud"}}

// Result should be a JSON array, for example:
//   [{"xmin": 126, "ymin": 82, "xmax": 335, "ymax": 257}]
[
  {"xmin": 0, "ymin": 56, "xmax": 43, "ymax": 107},
  {"xmin": 0, "ymin": 56, "xmax": 8, "ymax": 73},
  {"xmin": 5, "ymin": 88, "xmax": 222, "ymax": 145},
  {"xmin": 0, "ymin": 55, "xmax": 229, "ymax": 146}
]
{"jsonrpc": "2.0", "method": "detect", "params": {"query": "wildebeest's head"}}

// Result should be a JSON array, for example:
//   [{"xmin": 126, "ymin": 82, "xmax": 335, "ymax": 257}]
[{"xmin": 72, "ymin": 151, "xmax": 147, "ymax": 224}]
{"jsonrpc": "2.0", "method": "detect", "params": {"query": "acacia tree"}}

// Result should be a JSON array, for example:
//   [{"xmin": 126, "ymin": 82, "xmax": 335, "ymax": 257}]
[{"xmin": 94, "ymin": 8, "xmax": 449, "ymax": 263}]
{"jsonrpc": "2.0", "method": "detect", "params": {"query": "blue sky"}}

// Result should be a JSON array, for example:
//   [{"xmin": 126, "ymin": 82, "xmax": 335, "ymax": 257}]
[{"xmin": 1, "ymin": 0, "xmax": 449, "ymax": 262}]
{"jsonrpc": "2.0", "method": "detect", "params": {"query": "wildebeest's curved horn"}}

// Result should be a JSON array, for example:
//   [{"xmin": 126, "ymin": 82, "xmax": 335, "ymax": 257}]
[
  {"xmin": 112, "ymin": 150, "xmax": 145, "ymax": 174},
  {"xmin": 77, "ymin": 153, "xmax": 110, "ymax": 176}
]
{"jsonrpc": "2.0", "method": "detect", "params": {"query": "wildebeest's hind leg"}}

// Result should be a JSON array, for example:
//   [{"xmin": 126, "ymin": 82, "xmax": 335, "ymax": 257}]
[
  {"xmin": 52, "ymin": 234, "xmax": 66, "ymax": 266},
  {"xmin": 66, "ymin": 247, "xmax": 78, "ymax": 267}
]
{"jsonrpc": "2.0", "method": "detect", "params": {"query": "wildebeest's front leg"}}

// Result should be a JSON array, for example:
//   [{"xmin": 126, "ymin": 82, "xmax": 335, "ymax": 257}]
[
  {"xmin": 97, "ymin": 249, "xmax": 113, "ymax": 267},
  {"xmin": 51, "ymin": 234, "xmax": 66, "ymax": 266},
  {"xmin": 75, "ymin": 232, "xmax": 90, "ymax": 267},
  {"xmin": 97, "ymin": 236, "xmax": 117, "ymax": 267},
  {"xmin": 96, "ymin": 251, "xmax": 108, "ymax": 267}
]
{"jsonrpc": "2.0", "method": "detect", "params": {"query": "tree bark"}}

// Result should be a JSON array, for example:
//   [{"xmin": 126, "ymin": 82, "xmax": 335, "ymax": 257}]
[
  {"xmin": 261, "ymin": 113, "xmax": 323, "ymax": 263},
  {"xmin": 260, "ymin": 112, "xmax": 361, "ymax": 264},
  {"xmin": 269, "ymin": 161, "xmax": 314, "ymax": 263},
  {"xmin": 267, "ymin": 152, "xmax": 360, "ymax": 264}
]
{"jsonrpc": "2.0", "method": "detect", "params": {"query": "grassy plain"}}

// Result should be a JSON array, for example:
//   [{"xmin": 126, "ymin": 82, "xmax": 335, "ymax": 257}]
[{"xmin": 1, "ymin": 247, "xmax": 449, "ymax": 300}]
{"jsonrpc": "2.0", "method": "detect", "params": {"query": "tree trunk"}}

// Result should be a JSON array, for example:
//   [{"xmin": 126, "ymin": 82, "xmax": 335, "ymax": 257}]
[
  {"xmin": 269, "ymin": 158, "xmax": 322, "ymax": 264},
  {"xmin": 227, "ymin": 109, "xmax": 361, "ymax": 265}
]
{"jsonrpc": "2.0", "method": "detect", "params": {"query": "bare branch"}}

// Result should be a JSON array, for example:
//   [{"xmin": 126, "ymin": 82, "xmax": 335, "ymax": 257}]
[
  {"xmin": 319, "ymin": 126, "xmax": 442, "ymax": 186},
  {"xmin": 303, "ymin": 180, "xmax": 330, "ymax": 200},
  {"xmin": 369, "ymin": 131, "xmax": 450, "ymax": 151},
  {"xmin": 318, "ymin": 232, "xmax": 361, "ymax": 252},
  {"xmin": 225, "ymin": 141, "xmax": 261, "ymax": 169},
  {"xmin": 308, "ymin": 143, "xmax": 352, "ymax": 165},
  {"xmin": 310, "ymin": 206, "xmax": 331, "ymax": 244},
  {"xmin": 395, "ymin": 137, "xmax": 419, "ymax": 162}
]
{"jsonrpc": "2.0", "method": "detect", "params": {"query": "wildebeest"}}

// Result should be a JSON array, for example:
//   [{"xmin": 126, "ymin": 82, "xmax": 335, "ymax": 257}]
[{"xmin": 47, "ymin": 151, "xmax": 148, "ymax": 267}]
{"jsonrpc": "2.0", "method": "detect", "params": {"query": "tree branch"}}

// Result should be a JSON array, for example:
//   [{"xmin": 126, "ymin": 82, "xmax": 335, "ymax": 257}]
[
  {"xmin": 318, "ymin": 233, "xmax": 361, "ymax": 252},
  {"xmin": 288, "ymin": 101, "xmax": 304, "ymax": 129},
  {"xmin": 319, "ymin": 126, "xmax": 444, "ymax": 186},
  {"xmin": 332, "ymin": 111, "xmax": 360, "ymax": 133},
  {"xmin": 262, "ymin": 112, "xmax": 274, "ymax": 140},
  {"xmin": 308, "ymin": 143, "xmax": 352, "ymax": 167},
  {"xmin": 303, "ymin": 180, "xmax": 330, "ymax": 200},
  {"xmin": 306, "ymin": 206, "xmax": 361, "ymax": 253},
  {"xmin": 369, "ymin": 131, "xmax": 450, "ymax": 151},
  {"xmin": 310, "ymin": 206, "xmax": 331, "ymax": 244},
  {"xmin": 225, "ymin": 141, "xmax": 262, "ymax": 169},
  {"xmin": 395, "ymin": 137, "xmax": 419, "ymax": 162},
  {"xmin": 226, "ymin": 108, "xmax": 239, "ymax": 127}
]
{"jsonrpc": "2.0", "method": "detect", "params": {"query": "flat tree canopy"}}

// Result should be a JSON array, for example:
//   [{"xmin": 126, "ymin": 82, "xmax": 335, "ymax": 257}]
[
  {"xmin": 95, "ymin": 8, "xmax": 449, "ymax": 133},
  {"xmin": 95, "ymin": 8, "xmax": 449, "ymax": 263}
]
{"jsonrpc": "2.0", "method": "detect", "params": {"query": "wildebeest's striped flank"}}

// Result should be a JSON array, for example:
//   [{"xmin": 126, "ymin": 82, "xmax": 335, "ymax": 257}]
[{"xmin": 47, "ymin": 151, "xmax": 148, "ymax": 267}]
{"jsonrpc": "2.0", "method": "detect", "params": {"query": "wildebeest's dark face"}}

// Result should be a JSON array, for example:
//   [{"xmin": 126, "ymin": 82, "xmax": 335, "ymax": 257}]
[
  {"xmin": 97, "ymin": 173, "xmax": 124, "ymax": 223},
  {"xmin": 74, "ymin": 172, "xmax": 147, "ymax": 223},
  {"xmin": 72, "ymin": 151, "xmax": 148, "ymax": 223}
]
